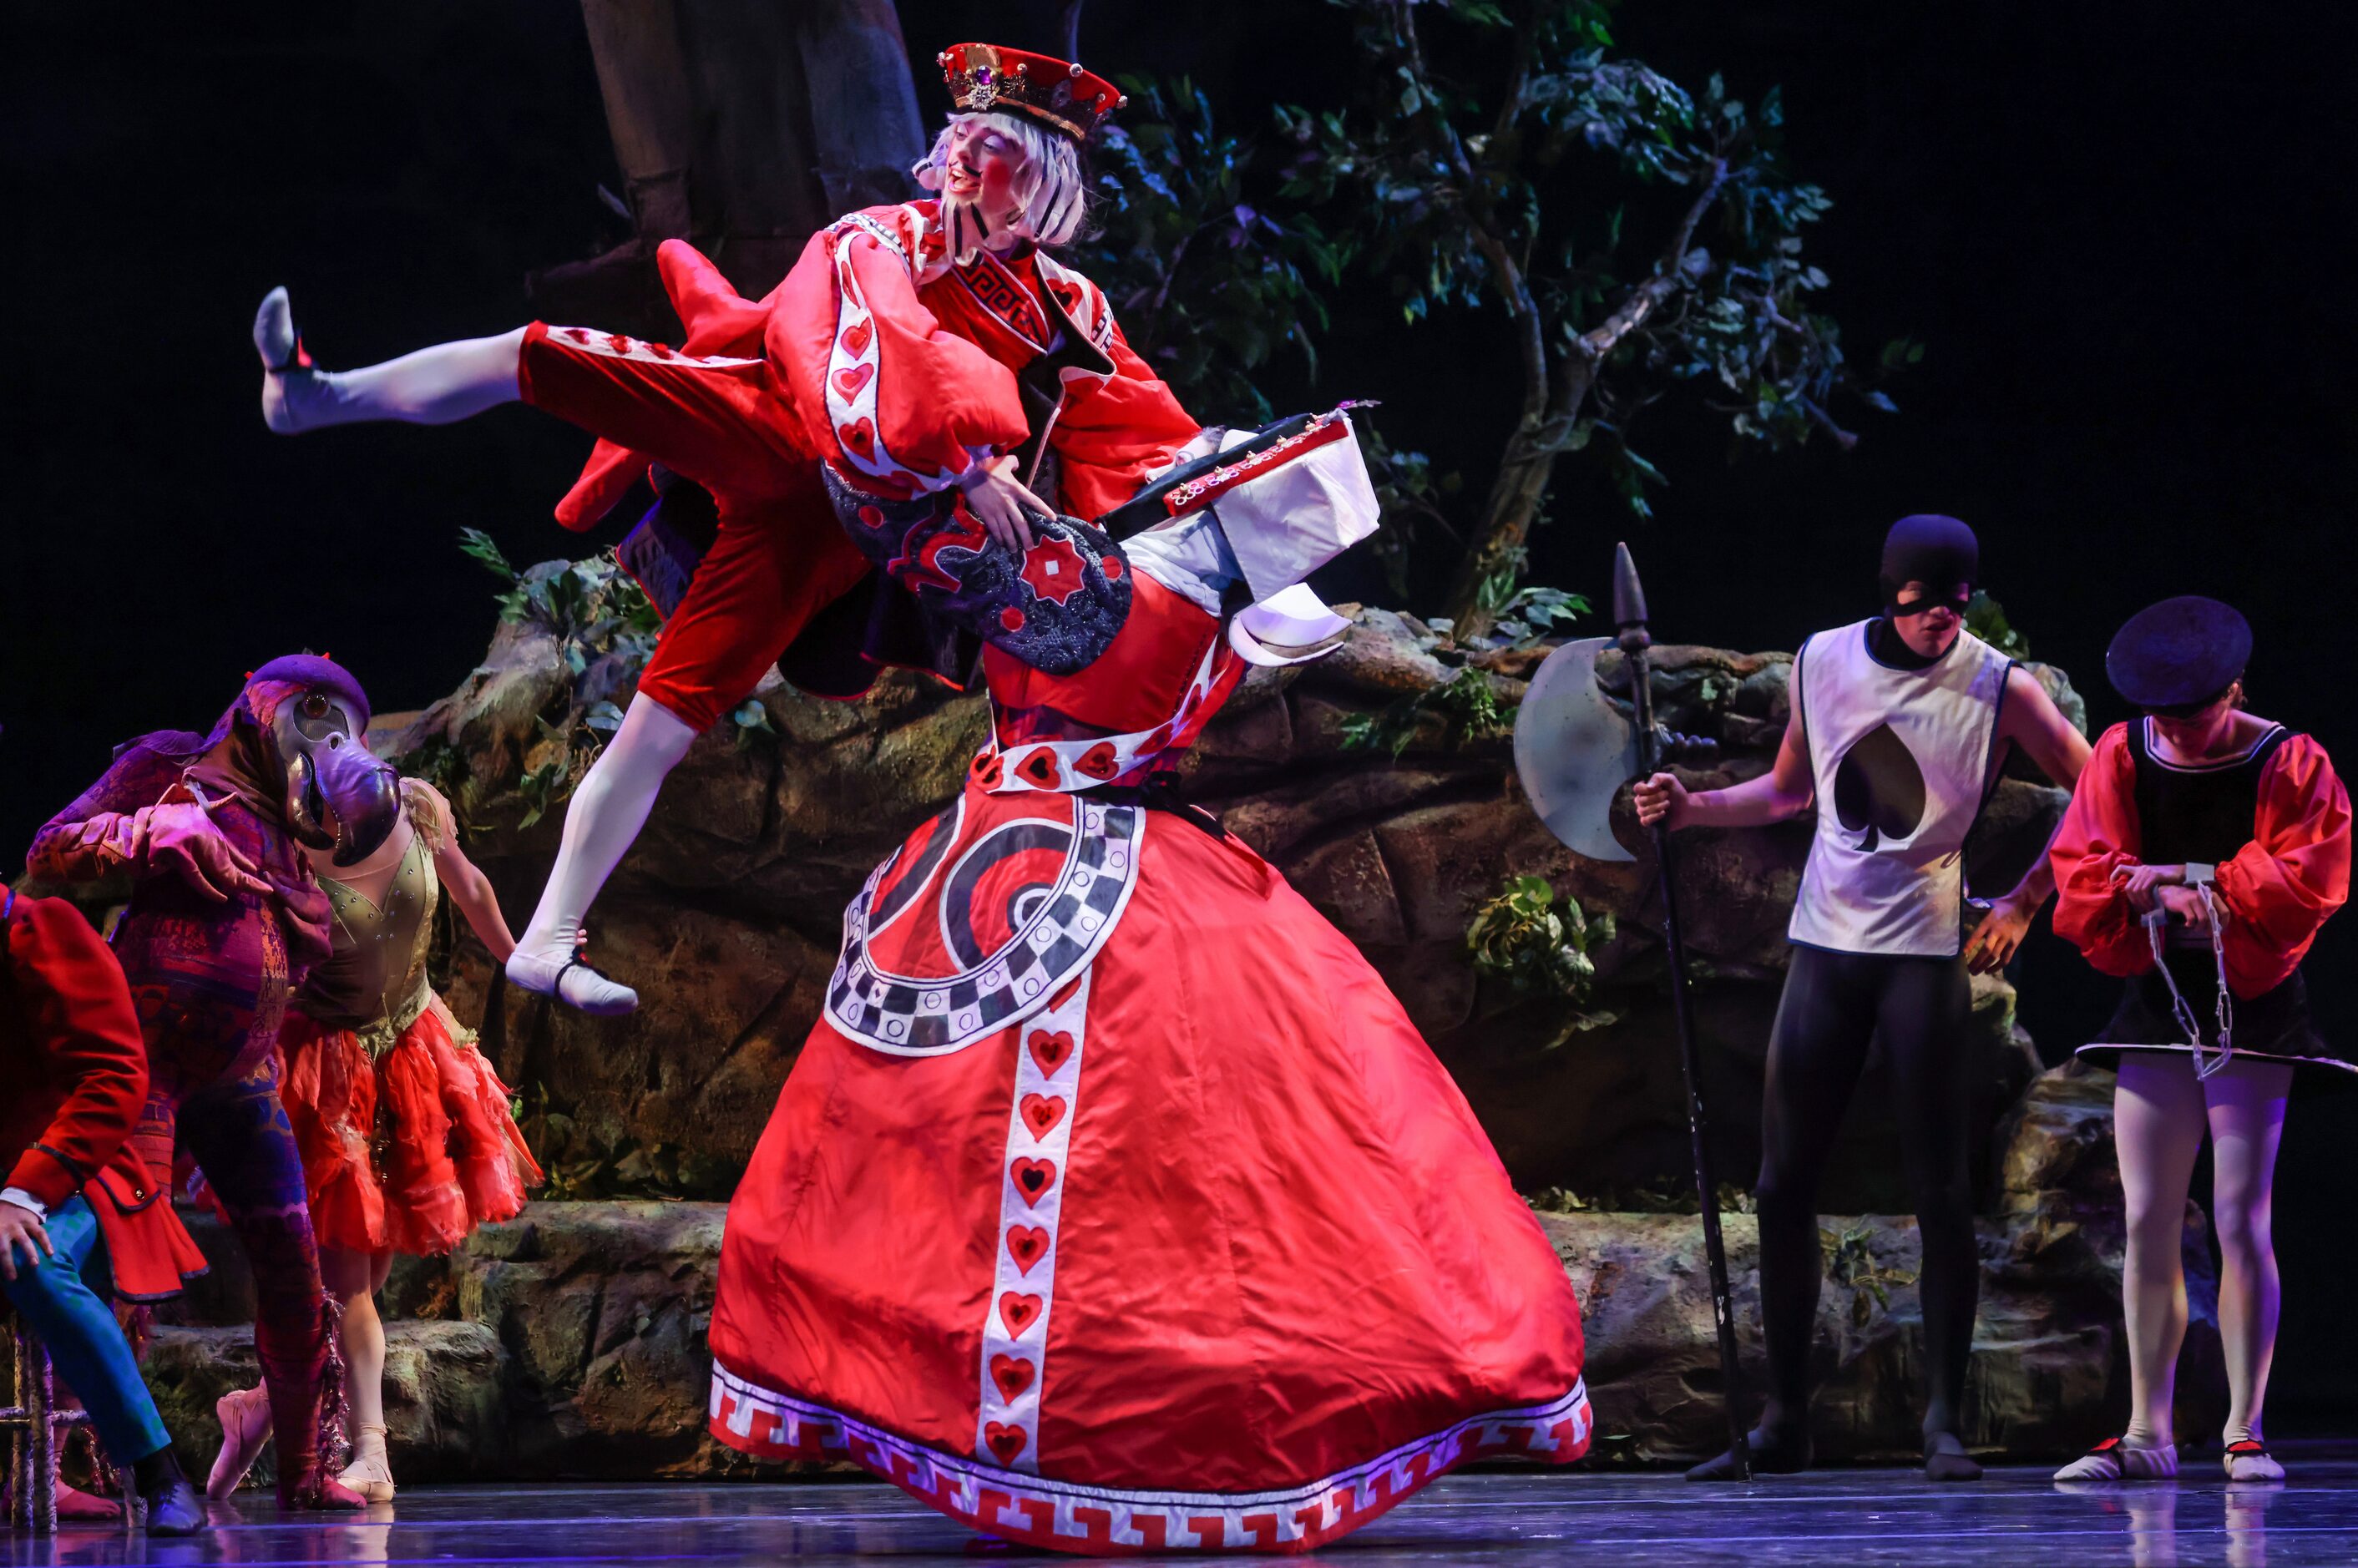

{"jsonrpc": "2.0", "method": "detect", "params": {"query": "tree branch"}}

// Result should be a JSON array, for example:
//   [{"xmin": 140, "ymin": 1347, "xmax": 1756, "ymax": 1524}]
[{"xmin": 1577, "ymin": 156, "xmax": 1728, "ymax": 361}]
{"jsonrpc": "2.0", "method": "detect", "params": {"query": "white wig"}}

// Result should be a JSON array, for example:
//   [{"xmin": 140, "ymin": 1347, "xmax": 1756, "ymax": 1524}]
[{"xmin": 913, "ymin": 111, "xmax": 1090, "ymax": 261}]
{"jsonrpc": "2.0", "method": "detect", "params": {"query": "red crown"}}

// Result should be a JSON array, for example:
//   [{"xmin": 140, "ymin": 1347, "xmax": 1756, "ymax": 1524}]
[{"xmin": 938, "ymin": 43, "xmax": 1124, "ymax": 140}]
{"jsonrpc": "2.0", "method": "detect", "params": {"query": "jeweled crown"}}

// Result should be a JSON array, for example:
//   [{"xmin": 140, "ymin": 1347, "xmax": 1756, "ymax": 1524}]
[{"xmin": 939, "ymin": 42, "xmax": 1124, "ymax": 140}]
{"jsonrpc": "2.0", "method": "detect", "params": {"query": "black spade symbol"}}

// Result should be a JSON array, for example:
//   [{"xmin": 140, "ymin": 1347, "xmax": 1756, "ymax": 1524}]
[{"xmin": 1831, "ymin": 722, "xmax": 1926, "ymax": 852}]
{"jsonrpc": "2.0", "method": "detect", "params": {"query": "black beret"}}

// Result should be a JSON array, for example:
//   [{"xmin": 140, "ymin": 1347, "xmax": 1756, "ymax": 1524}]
[{"xmin": 2105, "ymin": 596, "xmax": 2252, "ymax": 711}]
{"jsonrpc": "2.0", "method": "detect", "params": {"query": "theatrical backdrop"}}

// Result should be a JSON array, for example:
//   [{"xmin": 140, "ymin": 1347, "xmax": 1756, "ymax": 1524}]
[{"xmin": 5, "ymin": 0, "xmax": 2355, "ymax": 1540}]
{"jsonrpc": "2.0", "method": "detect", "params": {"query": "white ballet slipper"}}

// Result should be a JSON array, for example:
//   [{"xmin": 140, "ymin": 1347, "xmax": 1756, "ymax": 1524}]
[
  {"xmin": 2223, "ymin": 1439, "xmax": 2284, "ymax": 1483},
  {"xmin": 507, "ymin": 943, "xmax": 639, "ymax": 1015},
  {"xmin": 2055, "ymin": 1434, "xmax": 2178, "ymax": 1482}
]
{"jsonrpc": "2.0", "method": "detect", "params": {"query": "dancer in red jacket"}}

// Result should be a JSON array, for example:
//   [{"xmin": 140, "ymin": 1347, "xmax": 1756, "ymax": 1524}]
[
  {"xmin": 2049, "ymin": 598, "xmax": 2350, "ymax": 1485},
  {"xmin": 2, "ymin": 889, "xmax": 209, "ymax": 1534},
  {"xmin": 249, "ymin": 42, "xmax": 1195, "ymax": 1019}
]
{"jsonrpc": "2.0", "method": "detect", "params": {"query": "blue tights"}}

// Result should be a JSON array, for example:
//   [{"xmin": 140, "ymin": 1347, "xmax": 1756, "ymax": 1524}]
[{"xmin": 2, "ymin": 1195, "xmax": 172, "ymax": 1465}]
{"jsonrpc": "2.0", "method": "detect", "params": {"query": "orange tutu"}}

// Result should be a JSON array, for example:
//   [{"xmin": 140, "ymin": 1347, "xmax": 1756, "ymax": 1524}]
[{"xmin": 279, "ymin": 1002, "xmax": 544, "ymax": 1256}]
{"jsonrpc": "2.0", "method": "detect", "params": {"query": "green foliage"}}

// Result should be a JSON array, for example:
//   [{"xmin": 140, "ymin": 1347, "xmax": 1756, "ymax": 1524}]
[
  {"xmin": 1464, "ymin": 873, "xmax": 1618, "ymax": 1041},
  {"xmin": 1821, "ymin": 1222, "xmax": 1920, "ymax": 1327},
  {"xmin": 1280, "ymin": 0, "xmax": 1895, "ymax": 518},
  {"xmin": 1965, "ymin": 589, "xmax": 2031, "ymax": 660},
  {"xmin": 1079, "ymin": 77, "xmax": 1333, "ymax": 421},
  {"xmin": 1338, "ymin": 667, "xmax": 1515, "ymax": 756}
]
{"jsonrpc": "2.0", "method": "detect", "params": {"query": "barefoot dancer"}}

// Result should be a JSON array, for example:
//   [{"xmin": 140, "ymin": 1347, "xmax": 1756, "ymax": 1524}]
[
  {"xmin": 209, "ymin": 777, "xmax": 540, "ymax": 1503},
  {"xmin": 1637, "ymin": 516, "xmax": 2092, "ymax": 1482},
  {"xmin": 2049, "ymin": 598, "xmax": 2349, "ymax": 1485},
  {"xmin": 250, "ymin": 43, "xmax": 1195, "ymax": 1017}
]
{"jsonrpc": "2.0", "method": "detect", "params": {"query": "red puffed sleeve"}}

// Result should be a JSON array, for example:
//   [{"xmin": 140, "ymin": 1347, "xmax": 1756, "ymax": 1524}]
[
  {"xmin": 2217, "ymin": 733, "xmax": 2350, "ymax": 995},
  {"xmin": 4, "ymin": 894, "xmax": 148, "ymax": 1209},
  {"xmin": 1049, "ymin": 323, "xmax": 1202, "ymax": 520},
  {"xmin": 2049, "ymin": 723, "xmax": 2153, "ymax": 977},
  {"xmin": 777, "ymin": 206, "xmax": 1027, "ymax": 494}
]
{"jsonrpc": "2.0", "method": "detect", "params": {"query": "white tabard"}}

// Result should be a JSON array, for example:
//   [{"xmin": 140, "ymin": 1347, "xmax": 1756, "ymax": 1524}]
[{"xmin": 1789, "ymin": 619, "xmax": 2012, "ymax": 957}]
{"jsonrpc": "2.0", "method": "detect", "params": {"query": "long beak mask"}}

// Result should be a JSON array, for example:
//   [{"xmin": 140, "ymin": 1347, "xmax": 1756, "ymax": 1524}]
[{"xmin": 269, "ymin": 690, "xmax": 401, "ymax": 866}]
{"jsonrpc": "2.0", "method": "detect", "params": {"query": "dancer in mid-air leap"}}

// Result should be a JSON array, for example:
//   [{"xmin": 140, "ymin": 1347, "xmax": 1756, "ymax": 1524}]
[
  {"xmin": 247, "ymin": 41, "xmax": 1196, "ymax": 1019},
  {"xmin": 1637, "ymin": 515, "xmax": 2091, "ymax": 1482}
]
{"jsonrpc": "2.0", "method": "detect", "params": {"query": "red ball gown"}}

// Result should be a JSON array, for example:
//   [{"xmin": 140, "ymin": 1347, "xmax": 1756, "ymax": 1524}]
[{"xmin": 701, "ymin": 245, "xmax": 1589, "ymax": 1553}]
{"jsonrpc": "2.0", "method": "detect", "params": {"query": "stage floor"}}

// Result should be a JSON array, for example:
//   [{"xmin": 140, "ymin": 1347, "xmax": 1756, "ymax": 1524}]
[{"xmin": 9, "ymin": 1457, "xmax": 2355, "ymax": 1566}]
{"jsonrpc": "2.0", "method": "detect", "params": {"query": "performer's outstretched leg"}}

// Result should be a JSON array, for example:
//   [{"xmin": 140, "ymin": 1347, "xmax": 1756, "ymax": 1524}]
[
  {"xmin": 256, "ymin": 289, "xmax": 524, "ymax": 433},
  {"xmin": 250, "ymin": 286, "xmax": 832, "ymax": 1015},
  {"xmin": 180, "ymin": 1071, "xmax": 362, "ymax": 1511},
  {"xmin": 503, "ymin": 694, "xmax": 697, "ymax": 1014},
  {"xmin": 2205, "ymin": 1060, "xmax": 2291, "ymax": 1481},
  {"xmin": 1880, "ymin": 954, "xmax": 1983, "ymax": 1480}
]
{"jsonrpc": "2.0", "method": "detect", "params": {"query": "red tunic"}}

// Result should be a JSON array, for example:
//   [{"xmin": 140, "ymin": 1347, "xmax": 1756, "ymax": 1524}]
[
  {"xmin": 706, "ymin": 474, "xmax": 1591, "ymax": 1551},
  {"xmin": 2050, "ymin": 723, "xmax": 2351, "ymax": 996},
  {"xmin": 0, "ymin": 892, "xmax": 207, "ymax": 1302},
  {"xmin": 519, "ymin": 206, "xmax": 1196, "ymax": 729}
]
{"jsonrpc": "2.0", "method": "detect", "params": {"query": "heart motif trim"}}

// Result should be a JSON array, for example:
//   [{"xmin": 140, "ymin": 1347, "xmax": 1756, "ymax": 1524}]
[
  {"xmin": 989, "ymin": 1353, "xmax": 1035, "ymax": 1403},
  {"xmin": 839, "ymin": 318, "xmax": 873, "ymax": 357},
  {"xmin": 999, "ymin": 1291, "xmax": 1043, "ymax": 1337},
  {"xmin": 1019, "ymin": 1094, "xmax": 1067, "ymax": 1139},
  {"xmin": 1005, "ymin": 1225, "xmax": 1049, "ymax": 1273},
  {"xmin": 837, "ymin": 417, "xmax": 878, "ymax": 458},
  {"xmin": 1027, "ymin": 1029, "xmax": 1075, "ymax": 1075},
  {"xmin": 983, "ymin": 1421, "xmax": 1027, "ymax": 1464},
  {"xmin": 1011, "ymin": 1157, "xmax": 1057, "ymax": 1204},
  {"xmin": 832, "ymin": 362, "xmax": 875, "ymax": 398}
]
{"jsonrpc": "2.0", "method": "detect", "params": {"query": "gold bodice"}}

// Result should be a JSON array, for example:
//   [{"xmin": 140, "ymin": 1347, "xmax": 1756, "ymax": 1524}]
[{"xmin": 302, "ymin": 827, "xmax": 438, "ymax": 1054}]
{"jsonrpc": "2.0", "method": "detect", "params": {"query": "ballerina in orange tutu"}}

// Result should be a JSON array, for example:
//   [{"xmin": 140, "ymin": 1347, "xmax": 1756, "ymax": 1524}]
[{"xmin": 210, "ymin": 776, "xmax": 541, "ymax": 1503}]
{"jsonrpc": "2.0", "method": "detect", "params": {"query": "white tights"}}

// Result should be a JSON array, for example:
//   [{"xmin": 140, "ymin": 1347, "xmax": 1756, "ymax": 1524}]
[
  {"xmin": 256, "ymin": 288, "xmax": 524, "ymax": 432},
  {"xmin": 256, "ymin": 288, "xmax": 697, "ymax": 1014},
  {"xmin": 2113, "ymin": 1054, "xmax": 2291, "ymax": 1451}
]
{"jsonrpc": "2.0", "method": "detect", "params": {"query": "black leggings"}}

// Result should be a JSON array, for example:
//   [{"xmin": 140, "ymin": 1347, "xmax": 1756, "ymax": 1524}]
[{"xmin": 1754, "ymin": 944, "xmax": 1977, "ymax": 1439}]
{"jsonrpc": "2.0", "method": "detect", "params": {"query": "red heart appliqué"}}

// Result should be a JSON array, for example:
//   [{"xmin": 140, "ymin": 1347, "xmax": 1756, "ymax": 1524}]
[
  {"xmin": 1020, "ymin": 1094, "xmax": 1067, "ymax": 1138},
  {"xmin": 837, "ymin": 417, "xmax": 877, "ymax": 459},
  {"xmin": 832, "ymin": 362, "xmax": 875, "ymax": 399},
  {"xmin": 1011, "ymin": 1157, "xmax": 1057, "ymax": 1204},
  {"xmin": 1073, "ymin": 742, "xmax": 1119, "ymax": 781},
  {"xmin": 1015, "ymin": 749, "xmax": 1062, "ymax": 788},
  {"xmin": 983, "ymin": 1421, "xmax": 1027, "ymax": 1464},
  {"xmin": 1027, "ymin": 1029, "xmax": 1074, "ymax": 1075},
  {"xmin": 839, "ymin": 318, "xmax": 873, "ymax": 357},
  {"xmin": 989, "ymin": 1353, "xmax": 1036, "ymax": 1403},
  {"xmin": 1006, "ymin": 1225, "xmax": 1049, "ymax": 1273},
  {"xmin": 999, "ymin": 1291, "xmax": 1043, "ymax": 1336}
]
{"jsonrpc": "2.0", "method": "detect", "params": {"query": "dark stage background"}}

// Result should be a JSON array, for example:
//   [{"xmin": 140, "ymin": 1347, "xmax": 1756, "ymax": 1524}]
[{"xmin": 8, "ymin": 3, "xmax": 2355, "ymax": 1428}]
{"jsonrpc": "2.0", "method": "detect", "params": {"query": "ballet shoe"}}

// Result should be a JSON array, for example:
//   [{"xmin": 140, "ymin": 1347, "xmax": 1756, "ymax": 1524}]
[
  {"xmin": 2223, "ymin": 1439, "xmax": 2284, "ymax": 1483},
  {"xmin": 255, "ymin": 286, "xmax": 320, "ymax": 434},
  {"xmin": 2055, "ymin": 1434, "xmax": 2178, "ymax": 1482},
  {"xmin": 1685, "ymin": 1424, "xmax": 1811, "ymax": 1481},
  {"xmin": 336, "ymin": 1423, "xmax": 397, "ymax": 1504},
  {"xmin": 1923, "ymin": 1431, "xmax": 1983, "ymax": 1482},
  {"xmin": 278, "ymin": 1470, "xmax": 369, "ymax": 1511},
  {"xmin": 206, "ymin": 1385, "xmax": 273, "ymax": 1499},
  {"xmin": 54, "ymin": 1479, "xmax": 120, "ymax": 1520},
  {"xmin": 508, "ymin": 943, "xmax": 638, "ymax": 1015}
]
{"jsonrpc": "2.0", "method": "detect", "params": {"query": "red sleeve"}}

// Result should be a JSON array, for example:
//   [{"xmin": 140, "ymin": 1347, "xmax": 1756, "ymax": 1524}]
[
  {"xmin": 1048, "ymin": 323, "xmax": 1202, "ymax": 520},
  {"xmin": 2048, "ymin": 723, "xmax": 2153, "ymax": 978},
  {"xmin": 5, "ymin": 895, "xmax": 148, "ymax": 1209},
  {"xmin": 2218, "ymin": 733, "xmax": 2351, "ymax": 994},
  {"xmin": 778, "ymin": 210, "xmax": 1026, "ymax": 493}
]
